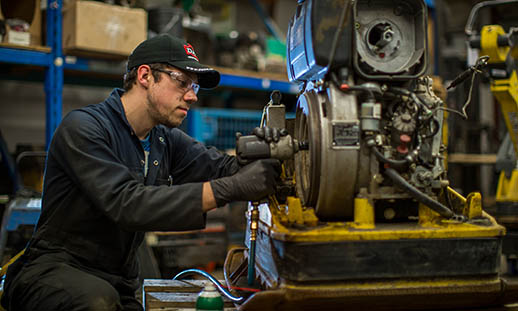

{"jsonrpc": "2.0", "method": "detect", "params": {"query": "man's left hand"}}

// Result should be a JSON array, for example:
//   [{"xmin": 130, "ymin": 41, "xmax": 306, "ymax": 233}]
[{"xmin": 252, "ymin": 126, "xmax": 288, "ymax": 143}]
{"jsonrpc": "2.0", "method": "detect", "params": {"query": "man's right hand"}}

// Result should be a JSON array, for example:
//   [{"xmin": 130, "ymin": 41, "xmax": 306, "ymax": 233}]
[{"xmin": 210, "ymin": 159, "xmax": 281, "ymax": 207}]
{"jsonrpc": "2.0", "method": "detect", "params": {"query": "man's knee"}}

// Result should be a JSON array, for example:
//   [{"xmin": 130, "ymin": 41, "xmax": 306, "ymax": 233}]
[
  {"xmin": 68, "ymin": 275, "xmax": 122, "ymax": 311},
  {"xmin": 5, "ymin": 260, "xmax": 122, "ymax": 311}
]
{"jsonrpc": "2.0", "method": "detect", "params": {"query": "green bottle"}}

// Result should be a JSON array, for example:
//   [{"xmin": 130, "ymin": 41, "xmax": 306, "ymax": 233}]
[{"xmin": 196, "ymin": 282, "xmax": 224, "ymax": 311}]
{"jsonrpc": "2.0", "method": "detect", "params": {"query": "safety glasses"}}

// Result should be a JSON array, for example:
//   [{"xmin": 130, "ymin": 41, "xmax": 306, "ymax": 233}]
[{"xmin": 153, "ymin": 68, "xmax": 200, "ymax": 95}]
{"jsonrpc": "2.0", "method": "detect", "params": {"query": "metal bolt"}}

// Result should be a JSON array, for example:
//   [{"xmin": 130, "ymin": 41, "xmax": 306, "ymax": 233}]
[
  {"xmin": 54, "ymin": 57, "xmax": 63, "ymax": 67},
  {"xmin": 373, "ymin": 174, "xmax": 384, "ymax": 183},
  {"xmin": 384, "ymin": 208, "xmax": 396, "ymax": 220}
]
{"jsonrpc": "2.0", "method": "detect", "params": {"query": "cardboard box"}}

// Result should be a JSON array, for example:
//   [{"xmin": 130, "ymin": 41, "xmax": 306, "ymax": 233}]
[
  {"xmin": 63, "ymin": 1, "xmax": 147, "ymax": 58},
  {"xmin": 0, "ymin": 0, "xmax": 42, "ymax": 46}
]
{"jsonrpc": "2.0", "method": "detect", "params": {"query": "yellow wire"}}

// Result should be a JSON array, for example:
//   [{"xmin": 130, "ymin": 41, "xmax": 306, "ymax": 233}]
[{"xmin": 0, "ymin": 249, "xmax": 25, "ymax": 277}]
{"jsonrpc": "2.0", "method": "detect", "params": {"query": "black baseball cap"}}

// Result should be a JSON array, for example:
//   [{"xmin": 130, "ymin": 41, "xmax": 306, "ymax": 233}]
[{"xmin": 127, "ymin": 34, "xmax": 220, "ymax": 89}]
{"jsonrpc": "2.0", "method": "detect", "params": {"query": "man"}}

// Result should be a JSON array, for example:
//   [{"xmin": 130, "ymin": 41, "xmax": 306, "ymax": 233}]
[{"xmin": 1, "ymin": 34, "xmax": 280, "ymax": 311}]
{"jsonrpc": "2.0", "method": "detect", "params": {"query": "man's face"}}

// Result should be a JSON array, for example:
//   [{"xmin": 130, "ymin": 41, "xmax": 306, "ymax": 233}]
[{"xmin": 146, "ymin": 66, "xmax": 199, "ymax": 128}]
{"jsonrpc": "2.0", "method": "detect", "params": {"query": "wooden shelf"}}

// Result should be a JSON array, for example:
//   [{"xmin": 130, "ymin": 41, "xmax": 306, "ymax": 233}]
[
  {"xmin": 447, "ymin": 153, "xmax": 497, "ymax": 164},
  {"xmin": 0, "ymin": 43, "xmax": 51, "ymax": 53}
]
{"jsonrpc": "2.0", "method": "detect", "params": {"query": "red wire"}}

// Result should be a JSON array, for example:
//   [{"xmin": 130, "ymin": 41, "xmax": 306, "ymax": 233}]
[{"xmin": 221, "ymin": 285, "xmax": 261, "ymax": 293}]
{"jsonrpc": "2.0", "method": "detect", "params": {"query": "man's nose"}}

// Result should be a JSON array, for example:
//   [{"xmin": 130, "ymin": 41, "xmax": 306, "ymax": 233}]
[{"xmin": 184, "ymin": 89, "xmax": 198, "ymax": 103}]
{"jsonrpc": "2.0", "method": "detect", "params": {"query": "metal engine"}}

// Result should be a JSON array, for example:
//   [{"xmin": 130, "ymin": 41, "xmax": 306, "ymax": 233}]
[
  {"xmin": 223, "ymin": 1, "xmax": 509, "ymax": 310},
  {"xmin": 288, "ymin": 0, "xmax": 447, "ymax": 221}
]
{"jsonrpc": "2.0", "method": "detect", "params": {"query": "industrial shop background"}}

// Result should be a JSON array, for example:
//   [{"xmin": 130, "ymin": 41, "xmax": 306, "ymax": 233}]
[{"xmin": 1, "ymin": 0, "xmax": 518, "ymax": 309}]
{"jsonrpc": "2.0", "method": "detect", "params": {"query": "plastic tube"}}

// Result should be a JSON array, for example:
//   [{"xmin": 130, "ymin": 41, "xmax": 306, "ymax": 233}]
[
  {"xmin": 247, "ymin": 240, "xmax": 256, "ymax": 286},
  {"xmin": 173, "ymin": 268, "xmax": 245, "ymax": 303}
]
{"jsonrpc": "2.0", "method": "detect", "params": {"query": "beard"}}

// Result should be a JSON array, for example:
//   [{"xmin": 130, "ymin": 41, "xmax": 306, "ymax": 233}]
[{"xmin": 146, "ymin": 91, "xmax": 184, "ymax": 128}]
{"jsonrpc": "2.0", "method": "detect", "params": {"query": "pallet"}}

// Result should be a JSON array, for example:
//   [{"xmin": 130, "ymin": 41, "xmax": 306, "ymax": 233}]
[{"xmin": 142, "ymin": 279, "xmax": 236, "ymax": 311}]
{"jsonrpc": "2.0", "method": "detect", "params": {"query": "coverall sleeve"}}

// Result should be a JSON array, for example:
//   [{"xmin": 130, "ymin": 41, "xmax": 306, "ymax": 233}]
[
  {"xmin": 50, "ymin": 110, "xmax": 207, "ymax": 232},
  {"xmin": 167, "ymin": 128, "xmax": 240, "ymax": 184}
]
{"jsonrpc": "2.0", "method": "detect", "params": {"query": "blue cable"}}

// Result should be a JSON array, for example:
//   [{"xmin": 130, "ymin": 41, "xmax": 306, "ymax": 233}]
[{"xmin": 173, "ymin": 268, "xmax": 245, "ymax": 303}]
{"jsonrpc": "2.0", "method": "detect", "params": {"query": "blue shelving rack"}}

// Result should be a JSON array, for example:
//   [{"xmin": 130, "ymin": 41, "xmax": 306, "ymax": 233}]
[
  {"xmin": 0, "ymin": 0, "xmax": 297, "ymax": 149},
  {"xmin": 186, "ymin": 108, "xmax": 296, "ymax": 150},
  {"xmin": 219, "ymin": 72, "xmax": 298, "ymax": 94},
  {"xmin": 0, "ymin": 0, "xmax": 63, "ymax": 150}
]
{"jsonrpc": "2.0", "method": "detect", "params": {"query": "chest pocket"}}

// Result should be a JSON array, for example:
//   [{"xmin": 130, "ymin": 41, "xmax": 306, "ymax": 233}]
[{"xmin": 154, "ymin": 157, "xmax": 172, "ymax": 186}]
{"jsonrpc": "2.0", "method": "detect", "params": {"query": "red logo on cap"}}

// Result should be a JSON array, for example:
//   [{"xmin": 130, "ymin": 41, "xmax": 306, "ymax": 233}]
[{"xmin": 184, "ymin": 44, "xmax": 199, "ymax": 61}]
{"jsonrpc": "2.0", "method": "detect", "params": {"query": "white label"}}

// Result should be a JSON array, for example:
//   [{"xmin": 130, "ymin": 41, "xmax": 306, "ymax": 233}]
[
  {"xmin": 8, "ymin": 31, "xmax": 30, "ymax": 46},
  {"xmin": 65, "ymin": 56, "xmax": 78, "ymax": 64},
  {"xmin": 27, "ymin": 198, "xmax": 42, "ymax": 208}
]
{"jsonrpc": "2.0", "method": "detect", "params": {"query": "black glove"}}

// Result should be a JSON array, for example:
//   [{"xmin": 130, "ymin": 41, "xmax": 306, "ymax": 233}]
[
  {"xmin": 252, "ymin": 126, "xmax": 289, "ymax": 143},
  {"xmin": 210, "ymin": 159, "xmax": 281, "ymax": 207}
]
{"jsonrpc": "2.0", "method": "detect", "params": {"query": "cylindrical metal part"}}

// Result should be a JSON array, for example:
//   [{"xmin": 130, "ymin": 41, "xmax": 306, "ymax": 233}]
[
  {"xmin": 269, "ymin": 135, "xmax": 298, "ymax": 160},
  {"xmin": 236, "ymin": 135, "xmax": 271, "ymax": 160},
  {"xmin": 236, "ymin": 134, "xmax": 300, "ymax": 162},
  {"xmin": 247, "ymin": 202, "xmax": 260, "ymax": 286},
  {"xmin": 360, "ymin": 100, "xmax": 381, "ymax": 131}
]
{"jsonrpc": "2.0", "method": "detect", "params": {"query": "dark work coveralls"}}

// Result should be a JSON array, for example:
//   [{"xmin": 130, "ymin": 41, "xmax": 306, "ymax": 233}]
[{"xmin": 1, "ymin": 89, "xmax": 239, "ymax": 311}]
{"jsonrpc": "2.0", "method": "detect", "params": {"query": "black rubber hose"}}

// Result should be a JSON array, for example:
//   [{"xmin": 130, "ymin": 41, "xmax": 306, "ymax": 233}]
[
  {"xmin": 384, "ymin": 167, "xmax": 455, "ymax": 219},
  {"xmin": 326, "ymin": 1, "xmax": 351, "ymax": 70},
  {"xmin": 422, "ymin": 117, "xmax": 440, "ymax": 139},
  {"xmin": 370, "ymin": 145, "xmax": 409, "ymax": 169}
]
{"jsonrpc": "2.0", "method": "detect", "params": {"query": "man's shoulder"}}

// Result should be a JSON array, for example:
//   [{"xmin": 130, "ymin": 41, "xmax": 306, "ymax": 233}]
[
  {"xmin": 65, "ymin": 89, "xmax": 123, "ymax": 125},
  {"xmin": 63, "ymin": 103, "xmax": 109, "ymax": 124},
  {"xmin": 57, "ymin": 101, "xmax": 115, "ymax": 139}
]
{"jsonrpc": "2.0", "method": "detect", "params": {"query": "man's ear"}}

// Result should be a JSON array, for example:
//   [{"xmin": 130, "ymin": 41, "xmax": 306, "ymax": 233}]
[{"xmin": 137, "ymin": 65, "xmax": 152, "ymax": 88}]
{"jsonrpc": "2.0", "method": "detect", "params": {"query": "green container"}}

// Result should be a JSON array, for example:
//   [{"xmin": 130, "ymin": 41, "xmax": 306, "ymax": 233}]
[
  {"xmin": 196, "ymin": 282, "xmax": 224, "ymax": 311},
  {"xmin": 266, "ymin": 37, "xmax": 287, "ymax": 59}
]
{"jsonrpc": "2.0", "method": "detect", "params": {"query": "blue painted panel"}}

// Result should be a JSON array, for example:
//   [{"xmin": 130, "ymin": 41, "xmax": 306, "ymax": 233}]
[
  {"xmin": 6, "ymin": 198, "xmax": 42, "ymax": 231},
  {"xmin": 219, "ymin": 74, "xmax": 299, "ymax": 94},
  {"xmin": 0, "ymin": 48, "xmax": 51, "ymax": 66},
  {"xmin": 7, "ymin": 210, "xmax": 41, "ymax": 231}
]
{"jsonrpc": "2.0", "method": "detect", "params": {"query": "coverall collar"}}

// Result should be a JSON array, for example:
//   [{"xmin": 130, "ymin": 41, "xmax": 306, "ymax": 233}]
[{"xmin": 105, "ymin": 88, "xmax": 134, "ymax": 133}]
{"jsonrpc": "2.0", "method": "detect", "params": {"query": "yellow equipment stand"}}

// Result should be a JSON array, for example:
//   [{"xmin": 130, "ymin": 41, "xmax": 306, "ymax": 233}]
[{"xmin": 223, "ymin": 189, "xmax": 512, "ymax": 310}]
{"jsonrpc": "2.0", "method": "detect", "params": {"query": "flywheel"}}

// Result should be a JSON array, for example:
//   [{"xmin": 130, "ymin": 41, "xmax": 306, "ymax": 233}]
[{"xmin": 294, "ymin": 84, "xmax": 364, "ymax": 220}]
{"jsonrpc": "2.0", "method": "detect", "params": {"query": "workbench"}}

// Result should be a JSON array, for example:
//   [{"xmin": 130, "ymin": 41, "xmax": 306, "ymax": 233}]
[
  {"xmin": 142, "ymin": 278, "xmax": 518, "ymax": 311},
  {"xmin": 142, "ymin": 279, "xmax": 237, "ymax": 311}
]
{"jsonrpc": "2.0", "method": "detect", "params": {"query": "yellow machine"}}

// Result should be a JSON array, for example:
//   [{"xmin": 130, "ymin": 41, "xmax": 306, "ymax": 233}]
[
  {"xmin": 218, "ymin": 1, "xmax": 518, "ymax": 310},
  {"xmin": 467, "ymin": 1, "xmax": 518, "ymax": 263}
]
